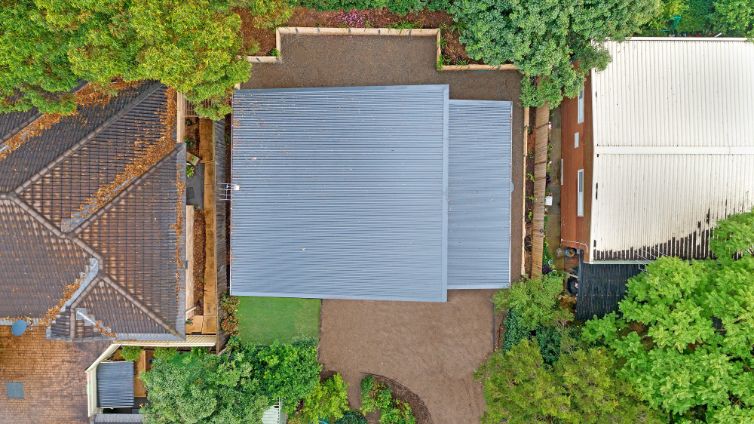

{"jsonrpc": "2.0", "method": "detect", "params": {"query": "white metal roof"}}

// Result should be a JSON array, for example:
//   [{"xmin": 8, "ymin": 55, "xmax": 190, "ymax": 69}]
[{"xmin": 589, "ymin": 38, "xmax": 754, "ymax": 261}]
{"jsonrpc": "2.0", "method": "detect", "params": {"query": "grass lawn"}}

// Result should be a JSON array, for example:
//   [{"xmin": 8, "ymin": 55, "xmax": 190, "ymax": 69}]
[{"xmin": 237, "ymin": 297, "xmax": 320, "ymax": 344}]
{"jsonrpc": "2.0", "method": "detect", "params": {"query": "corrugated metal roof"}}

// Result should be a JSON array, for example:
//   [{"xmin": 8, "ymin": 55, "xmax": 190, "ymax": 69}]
[
  {"xmin": 593, "ymin": 39, "xmax": 754, "ymax": 149},
  {"xmin": 96, "ymin": 362, "xmax": 134, "ymax": 408},
  {"xmin": 448, "ymin": 100, "xmax": 512, "ymax": 289},
  {"xmin": 589, "ymin": 39, "xmax": 754, "ymax": 261},
  {"xmin": 231, "ymin": 85, "xmax": 449, "ymax": 302}
]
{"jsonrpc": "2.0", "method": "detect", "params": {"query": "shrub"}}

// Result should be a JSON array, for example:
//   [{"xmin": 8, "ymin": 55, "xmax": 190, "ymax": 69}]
[
  {"xmin": 359, "ymin": 376, "xmax": 416, "ymax": 424},
  {"xmin": 335, "ymin": 411, "xmax": 368, "ymax": 424},
  {"xmin": 501, "ymin": 309, "xmax": 530, "ymax": 352},
  {"xmin": 142, "ymin": 339, "xmax": 321, "ymax": 422},
  {"xmin": 294, "ymin": 0, "xmax": 427, "ymax": 16},
  {"xmin": 535, "ymin": 326, "xmax": 562, "ymax": 366},
  {"xmin": 220, "ymin": 294, "xmax": 240, "ymax": 336},
  {"xmin": 493, "ymin": 272, "xmax": 572, "ymax": 332},
  {"xmin": 153, "ymin": 347, "xmax": 178, "ymax": 361},
  {"xmin": 119, "ymin": 346, "xmax": 143, "ymax": 362},
  {"xmin": 298, "ymin": 373, "xmax": 350, "ymax": 423}
]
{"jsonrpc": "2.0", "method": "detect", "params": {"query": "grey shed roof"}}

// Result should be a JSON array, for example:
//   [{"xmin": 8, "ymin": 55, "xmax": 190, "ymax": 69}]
[
  {"xmin": 231, "ymin": 86, "xmax": 512, "ymax": 301},
  {"xmin": 97, "ymin": 361, "xmax": 134, "ymax": 408},
  {"xmin": 231, "ymin": 85, "xmax": 449, "ymax": 301},
  {"xmin": 448, "ymin": 100, "xmax": 512, "ymax": 289}
]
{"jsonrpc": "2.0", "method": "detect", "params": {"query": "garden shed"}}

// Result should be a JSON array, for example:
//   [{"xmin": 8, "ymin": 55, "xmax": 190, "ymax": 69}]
[{"xmin": 230, "ymin": 85, "xmax": 512, "ymax": 301}]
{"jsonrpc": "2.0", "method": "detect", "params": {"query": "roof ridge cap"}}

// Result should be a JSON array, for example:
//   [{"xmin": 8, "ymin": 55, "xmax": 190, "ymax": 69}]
[
  {"xmin": 73, "ymin": 143, "xmax": 183, "ymax": 233},
  {"xmin": 7, "ymin": 193, "xmax": 105, "ymax": 264},
  {"xmin": 0, "ymin": 112, "xmax": 41, "ymax": 145},
  {"xmin": 99, "ymin": 276, "xmax": 181, "ymax": 338},
  {"xmin": 13, "ymin": 81, "xmax": 163, "ymax": 194}
]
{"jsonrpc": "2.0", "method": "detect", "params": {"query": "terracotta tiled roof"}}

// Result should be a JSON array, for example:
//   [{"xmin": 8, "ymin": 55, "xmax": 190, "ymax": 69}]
[{"xmin": 0, "ymin": 81, "xmax": 185, "ymax": 342}]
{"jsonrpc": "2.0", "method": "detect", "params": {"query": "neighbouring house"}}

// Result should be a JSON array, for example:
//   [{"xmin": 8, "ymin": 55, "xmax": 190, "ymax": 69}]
[
  {"xmin": 559, "ymin": 38, "xmax": 754, "ymax": 319},
  {"xmin": 0, "ymin": 82, "xmax": 223, "ymax": 422},
  {"xmin": 230, "ymin": 85, "xmax": 513, "ymax": 301}
]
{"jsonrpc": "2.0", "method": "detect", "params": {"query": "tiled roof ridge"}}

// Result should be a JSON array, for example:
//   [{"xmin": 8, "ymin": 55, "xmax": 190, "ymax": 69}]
[
  {"xmin": 0, "ymin": 82, "xmax": 138, "ymax": 164},
  {"xmin": 12, "ymin": 81, "xmax": 163, "ymax": 196},
  {"xmin": 3, "ymin": 192, "xmax": 104, "ymax": 265},
  {"xmin": 0, "ymin": 111, "xmax": 41, "ymax": 145},
  {"xmin": 73, "ymin": 143, "xmax": 183, "ymax": 234},
  {"xmin": 97, "ymin": 276, "xmax": 180, "ymax": 338},
  {"xmin": 66, "ymin": 87, "xmax": 176, "ymax": 232}
]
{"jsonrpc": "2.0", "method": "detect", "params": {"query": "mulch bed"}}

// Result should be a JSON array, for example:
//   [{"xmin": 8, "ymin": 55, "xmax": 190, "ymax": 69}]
[
  {"xmin": 237, "ymin": 7, "xmax": 475, "ymax": 64},
  {"xmin": 371, "ymin": 374, "xmax": 434, "ymax": 424},
  {"xmin": 193, "ymin": 205, "xmax": 206, "ymax": 313}
]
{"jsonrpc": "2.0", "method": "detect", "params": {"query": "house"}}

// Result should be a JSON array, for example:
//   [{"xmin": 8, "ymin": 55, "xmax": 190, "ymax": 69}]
[
  {"xmin": 559, "ymin": 38, "xmax": 754, "ymax": 318},
  {"xmin": 230, "ymin": 85, "xmax": 513, "ymax": 301},
  {"xmin": 0, "ymin": 82, "xmax": 223, "ymax": 422},
  {"xmin": 0, "ymin": 81, "xmax": 187, "ymax": 342}
]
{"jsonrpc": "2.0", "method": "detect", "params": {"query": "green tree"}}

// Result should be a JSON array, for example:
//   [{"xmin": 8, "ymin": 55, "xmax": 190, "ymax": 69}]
[
  {"xmin": 450, "ymin": 0, "xmax": 660, "ymax": 108},
  {"xmin": 475, "ymin": 339, "xmax": 661, "ymax": 424},
  {"xmin": 713, "ymin": 0, "xmax": 754, "ymax": 37},
  {"xmin": 0, "ymin": 0, "xmax": 289, "ymax": 119},
  {"xmin": 583, "ymin": 210, "xmax": 754, "ymax": 421},
  {"xmin": 141, "ymin": 338, "xmax": 321, "ymax": 423}
]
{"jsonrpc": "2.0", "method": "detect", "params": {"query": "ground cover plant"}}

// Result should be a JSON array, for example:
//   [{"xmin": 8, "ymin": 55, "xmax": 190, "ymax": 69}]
[
  {"xmin": 141, "ymin": 338, "xmax": 320, "ymax": 423},
  {"xmin": 583, "ymin": 210, "xmax": 754, "ymax": 422},
  {"xmin": 237, "ymin": 296, "xmax": 320, "ymax": 344},
  {"xmin": 0, "ymin": 0, "xmax": 290, "ymax": 119}
]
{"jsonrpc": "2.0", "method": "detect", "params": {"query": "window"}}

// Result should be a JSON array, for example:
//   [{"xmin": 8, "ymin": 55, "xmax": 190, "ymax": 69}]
[
  {"xmin": 577, "ymin": 87, "xmax": 585, "ymax": 124},
  {"xmin": 574, "ymin": 132, "xmax": 580, "ymax": 149},
  {"xmin": 6, "ymin": 382, "xmax": 24, "ymax": 399},
  {"xmin": 577, "ymin": 169, "xmax": 584, "ymax": 217}
]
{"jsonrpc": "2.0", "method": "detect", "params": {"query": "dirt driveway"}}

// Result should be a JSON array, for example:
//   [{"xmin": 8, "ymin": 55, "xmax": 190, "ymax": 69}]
[{"xmin": 319, "ymin": 290, "xmax": 496, "ymax": 424}]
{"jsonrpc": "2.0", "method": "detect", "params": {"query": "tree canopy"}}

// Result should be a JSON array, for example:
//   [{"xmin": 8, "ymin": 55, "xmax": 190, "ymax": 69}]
[
  {"xmin": 141, "ymin": 339, "xmax": 320, "ymax": 423},
  {"xmin": 583, "ymin": 210, "xmax": 754, "ymax": 422},
  {"xmin": 0, "ymin": 0, "xmax": 288, "ymax": 119},
  {"xmin": 449, "ymin": 0, "xmax": 660, "ymax": 107},
  {"xmin": 475, "ymin": 339, "xmax": 661, "ymax": 424}
]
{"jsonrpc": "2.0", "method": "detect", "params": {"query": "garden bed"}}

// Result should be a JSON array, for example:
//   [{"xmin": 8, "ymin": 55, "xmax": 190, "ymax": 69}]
[
  {"xmin": 368, "ymin": 374, "xmax": 433, "ymax": 424},
  {"xmin": 237, "ymin": 7, "xmax": 475, "ymax": 64}
]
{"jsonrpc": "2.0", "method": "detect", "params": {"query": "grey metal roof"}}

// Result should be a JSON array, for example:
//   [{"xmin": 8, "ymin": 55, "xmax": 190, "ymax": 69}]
[
  {"xmin": 447, "ymin": 100, "xmax": 512, "ymax": 289},
  {"xmin": 231, "ymin": 85, "xmax": 449, "ymax": 302},
  {"xmin": 96, "ymin": 361, "xmax": 134, "ymax": 408}
]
